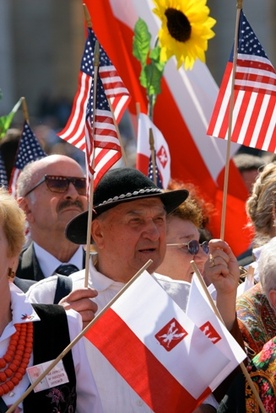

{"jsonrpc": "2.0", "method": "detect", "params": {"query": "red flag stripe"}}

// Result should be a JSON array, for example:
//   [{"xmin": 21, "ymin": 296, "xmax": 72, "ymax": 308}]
[
  {"xmin": 86, "ymin": 309, "xmax": 209, "ymax": 413},
  {"xmin": 58, "ymin": 72, "xmax": 91, "ymax": 147}
]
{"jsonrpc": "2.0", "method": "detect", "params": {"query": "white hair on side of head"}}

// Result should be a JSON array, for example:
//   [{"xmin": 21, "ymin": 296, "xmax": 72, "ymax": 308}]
[{"xmin": 258, "ymin": 236, "xmax": 276, "ymax": 299}]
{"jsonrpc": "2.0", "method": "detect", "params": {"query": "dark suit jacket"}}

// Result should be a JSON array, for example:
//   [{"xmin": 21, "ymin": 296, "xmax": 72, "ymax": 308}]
[{"xmin": 16, "ymin": 243, "xmax": 86, "ymax": 281}]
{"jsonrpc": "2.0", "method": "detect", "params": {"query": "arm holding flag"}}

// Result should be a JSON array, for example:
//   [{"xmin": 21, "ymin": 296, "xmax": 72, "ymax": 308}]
[{"xmin": 205, "ymin": 239, "xmax": 241, "ymax": 331}]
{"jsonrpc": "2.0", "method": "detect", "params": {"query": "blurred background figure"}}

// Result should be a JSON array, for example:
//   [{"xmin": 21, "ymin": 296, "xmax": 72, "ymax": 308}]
[
  {"xmin": 238, "ymin": 162, "xmax": 276, "ymax": 270},
  {"xmin": 233, "ymin": 153, "xmax": 266, "ymax": 194}
]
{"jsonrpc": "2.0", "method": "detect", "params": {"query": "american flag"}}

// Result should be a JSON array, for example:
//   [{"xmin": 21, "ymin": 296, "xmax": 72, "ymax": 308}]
[
  {"xmin": 207, "ymin": 10, "xmax": 276, "ymax": 152},
  {"xmin": 85, "ymin": 68, "xmax": 121, "ymax": 181},
  {"xmin": 148, "ymin": 151, "xmax": 163, "ymax": 189},
  {"xmin": 0, "ymin": 152, "xmax": 8, "ymax": 188},
  {"xmin": 57, "ymin": 27, "xmax": 130, "ymax": 151},
  {"xmin": 9, "ymin": 121, "xmax": 47, "ymax": 197}
]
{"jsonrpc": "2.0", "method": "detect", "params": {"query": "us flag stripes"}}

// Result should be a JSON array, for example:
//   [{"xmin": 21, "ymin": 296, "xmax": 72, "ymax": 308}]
[
  {"xmin": 58, "ymin": 27, "xmax": 130, "ymax": 158},
  {"xmin": 207, "ymin": 10, "xmax": 276, "ymax": 152}
]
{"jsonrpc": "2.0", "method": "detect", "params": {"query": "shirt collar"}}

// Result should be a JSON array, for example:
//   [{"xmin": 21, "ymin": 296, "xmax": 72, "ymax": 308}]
[
  {"xmin": 90, "ymin": 259, "xmax": 125, "ymax": 292},
  {"xmin": 33, "ymin": 242, "xmax": 83, "ymax": 277}
]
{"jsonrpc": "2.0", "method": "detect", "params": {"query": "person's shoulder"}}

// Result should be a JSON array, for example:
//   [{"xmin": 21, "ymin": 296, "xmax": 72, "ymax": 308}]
[{"xmin": 26, "ymin": 275, "xmax": 59, "ymax": 303}]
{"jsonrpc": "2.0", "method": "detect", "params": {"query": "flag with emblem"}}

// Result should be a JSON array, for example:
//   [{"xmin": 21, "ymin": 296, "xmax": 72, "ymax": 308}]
[
  {"xmin": 207, "ymin": 10, "xmax": 276, "ymax": 151},
  {"xmin": 85, "ymin": 270, "xmax": 241, "ymax": 413},
  {"xmin": 148, "ymin": 151, "xmax": 163, "ymax": 189},
  {"xmin": 85, "ymin": 67, "xmax": 121, "ymax": 181},
  {"xmin": 137, "ymin": 113, "xmax": 171, "ymax": 189},
  {"xmin": 9, "ymin": 121, "xmax": 47, "ymax": 197},
  {"xmin": 186, "ymin": 275, "xmax": 246, "ymax": 390},
  {"xmin": 58, "ymin": 27, "xmax": 130, "ymax": 152}
]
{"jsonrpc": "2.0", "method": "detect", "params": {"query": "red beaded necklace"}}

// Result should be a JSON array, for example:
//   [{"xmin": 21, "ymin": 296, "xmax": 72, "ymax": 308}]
[{"xmin": 0, "ymin": 322, "xmax": 33, "ymax": 397}]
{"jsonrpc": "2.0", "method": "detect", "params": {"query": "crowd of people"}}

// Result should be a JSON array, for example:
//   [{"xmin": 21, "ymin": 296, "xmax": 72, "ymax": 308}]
[{"xmin": 0, "ymin": 129, "xmax": 275, "ymax": 412}]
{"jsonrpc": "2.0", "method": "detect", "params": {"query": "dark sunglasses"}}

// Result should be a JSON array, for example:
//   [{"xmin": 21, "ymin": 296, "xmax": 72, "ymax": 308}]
[
  {"xmin": 166, "ymin": 240, "xmax": 209, "ymax": 255},
  {"xmin": 24, "ymin": 175, "xmax": 87, "ymax": 197}
]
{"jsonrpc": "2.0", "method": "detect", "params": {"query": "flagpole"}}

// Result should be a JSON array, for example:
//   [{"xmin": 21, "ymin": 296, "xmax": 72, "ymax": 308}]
[
  {"xmin": 6, "ymin": 259, "xmax": 153, "ymax": 413},
  {"xmin": 21, "ymin": 97, "xmax": 30, "ymax": 124},
  {"xmin": 83, "ymin": 2, "xmax": 128, "ymax": 168},
  {"xmin": 219, "ymin": 2, "xmax": 242, "ymax": 240},
  {"xmin": 149, "ymin": 128, "xmax": 157, "ymax": 185},
  {"xmin": 83, "ymin": 40, "xmax": 99, "ymax": 288},
  {"xmin": 191, "ymin": 260, "xmax": 267, "ymax": 413}
]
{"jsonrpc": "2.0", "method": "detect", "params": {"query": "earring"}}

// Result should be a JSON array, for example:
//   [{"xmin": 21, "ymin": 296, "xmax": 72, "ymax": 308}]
[{"xmin": 8, "ymin": 268, "xmax": 15, "ymax": 279}]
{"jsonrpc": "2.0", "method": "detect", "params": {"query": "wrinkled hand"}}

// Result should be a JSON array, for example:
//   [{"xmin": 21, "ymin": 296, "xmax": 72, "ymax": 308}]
[
  {"xmin": 204, "ymin": 239, "xmax": 240, "ymax": 330},
  {"xmin": 205, "ymin": 239, "xmax": 240, "ymax": 295},
  {"xmin": 59, "ymin": 288, "xmax": 98, "ymax": 328}
]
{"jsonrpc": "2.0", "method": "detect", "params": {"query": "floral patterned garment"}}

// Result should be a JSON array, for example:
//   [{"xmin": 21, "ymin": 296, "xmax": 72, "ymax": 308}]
[
  {"xmin": 245, "ymin": 336, "xmax": 276, "ymax": 413},
  {"xmin": 236, "ymin": 283, "xmax": 276, "ymax": 358}
]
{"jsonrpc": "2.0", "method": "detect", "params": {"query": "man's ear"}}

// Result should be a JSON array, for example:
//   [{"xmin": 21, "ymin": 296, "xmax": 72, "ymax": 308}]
[
  {"xmin": 91, "ymin": 220, "xmax": 104, "ymax": 248},
  {"xmin": 17, "ymin": 197, "xmax": 34, "ymax": 222}
]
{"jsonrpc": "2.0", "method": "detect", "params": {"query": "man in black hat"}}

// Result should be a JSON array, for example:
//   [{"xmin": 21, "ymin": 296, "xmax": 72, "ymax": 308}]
[{"xmin": 27, "ymin": 167, "xmax": 240, "ymax": 413}]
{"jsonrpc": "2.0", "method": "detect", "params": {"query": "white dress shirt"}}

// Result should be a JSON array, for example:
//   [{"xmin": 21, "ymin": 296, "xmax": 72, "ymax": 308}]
[
  {"xmin": 27, "ymin": 259, "xmax": 218, "ymax": 412},
  {"xmin": 33, "ymin": 242, "xmax": 83, "ymax": 277},
  {"xmin": 2, "ymin": 283, "xmax": 103, "ymax": 413}
]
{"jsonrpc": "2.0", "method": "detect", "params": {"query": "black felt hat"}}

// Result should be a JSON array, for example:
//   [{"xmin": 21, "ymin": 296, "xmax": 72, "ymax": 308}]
[{"xmin": 66, "ymin": 168, "xmax": 189, "ymax": 244}]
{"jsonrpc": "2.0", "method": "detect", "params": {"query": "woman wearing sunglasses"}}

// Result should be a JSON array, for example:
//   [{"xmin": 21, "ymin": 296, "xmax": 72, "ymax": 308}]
[{"xmin": 156, "ymin": 181, "xmax": 212, "ymax": 283}]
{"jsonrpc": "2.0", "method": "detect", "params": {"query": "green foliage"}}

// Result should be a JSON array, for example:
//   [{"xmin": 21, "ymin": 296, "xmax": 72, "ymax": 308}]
[{"xmin": 132, "ymin": 18, "xmax": 165, "ymax": 113}]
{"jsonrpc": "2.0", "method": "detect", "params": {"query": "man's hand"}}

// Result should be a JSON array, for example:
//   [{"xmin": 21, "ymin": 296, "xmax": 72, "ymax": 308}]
[{"xmin": 59, "ymin": 288, "xmax": 98, "ymax": 328}]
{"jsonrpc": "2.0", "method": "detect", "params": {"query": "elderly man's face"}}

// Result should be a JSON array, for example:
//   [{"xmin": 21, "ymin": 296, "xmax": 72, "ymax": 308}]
[{"xmin": 92, "ymin": 198, "xmax": 167, "ymax": 282}]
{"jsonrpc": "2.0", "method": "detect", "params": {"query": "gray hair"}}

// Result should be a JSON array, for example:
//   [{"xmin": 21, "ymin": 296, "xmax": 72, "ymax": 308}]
[{"xmin": 258, "ymin": 236, "xmax": 276, "ymax": 300}]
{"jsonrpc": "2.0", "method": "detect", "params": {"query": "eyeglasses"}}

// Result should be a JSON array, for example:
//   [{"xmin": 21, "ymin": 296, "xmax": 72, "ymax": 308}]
[
  {"xmin": 24, "ymin": 175, "xmax": 87, "ymax": 197},
  {"xmin": 166, "ymin": 240, "xmax": 209, "ymax": 255}
]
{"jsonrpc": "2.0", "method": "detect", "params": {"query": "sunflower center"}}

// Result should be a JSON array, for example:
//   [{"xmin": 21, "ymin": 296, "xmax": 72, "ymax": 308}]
[{"xmin": 165, "ymin": 8, "xmax": 191, "ymax": 43}]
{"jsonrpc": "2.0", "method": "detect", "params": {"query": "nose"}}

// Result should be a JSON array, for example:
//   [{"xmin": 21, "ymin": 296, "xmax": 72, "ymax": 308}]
[
  {"xmin": 193, "ymin": 246, "xmax": 208, "ymax": 266},
  {"xmin": 142, "ymin": 220, "xmax": 160, "ymax": 241},
  {"xmin": 65, "ymin": 182, "xmax": 80, "ymax": 198}
]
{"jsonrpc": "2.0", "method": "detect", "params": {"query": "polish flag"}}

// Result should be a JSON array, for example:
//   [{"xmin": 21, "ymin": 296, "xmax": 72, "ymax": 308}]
[
  {"xmin": 137, "ymin": 113, "xmax": 171, "ymax": 188},
  {"xmin": 186, "ymin": 275, "xmax": 247, "ymax": 390},
  {"xmin": 85, "ymin": 0, "xmax": 252, "ymax": 256},
  {"xmin": 85, "ymin": 271, "xmax": 241, "ymax": 413}
]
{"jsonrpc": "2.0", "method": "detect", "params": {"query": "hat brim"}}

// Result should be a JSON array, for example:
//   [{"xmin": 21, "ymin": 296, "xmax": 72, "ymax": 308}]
[{"xmin": 66, "ymin": 189, "xmax": 188, "ymax": 244}]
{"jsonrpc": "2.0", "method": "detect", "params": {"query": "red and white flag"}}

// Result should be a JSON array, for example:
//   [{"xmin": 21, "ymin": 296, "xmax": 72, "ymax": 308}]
[
  {"xmin": 85, "ymin": 270, "xmax": 240, "ymax": 413},
  {"xmin": 186, "ymin": 275, "xmax": 247, "ymax": 390},
  {"xmin": 85, "ymin": 0, "xmax": 252, "ymax": 256},
  {"xmin": 137, "ymin": 113, "xmax": 171, "ymax": 188},
  {"xmin": 207, "ymin": 10, "xmax": 276, "ymax": 152}
]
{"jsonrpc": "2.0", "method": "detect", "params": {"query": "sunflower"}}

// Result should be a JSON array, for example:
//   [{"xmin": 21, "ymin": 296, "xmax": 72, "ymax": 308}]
[{"xmin": 152, "ymin": 0, "xmax": 216, "ymax": 70}]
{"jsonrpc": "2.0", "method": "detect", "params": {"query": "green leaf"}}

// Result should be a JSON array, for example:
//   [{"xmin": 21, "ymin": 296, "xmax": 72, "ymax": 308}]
[
  {"xmin": 133, "ymin": 18, "xmax": 151, "ymax": 67},
  {"xmin": 144, "ymin": 61, "xmax": 164, "ymax": 96}
]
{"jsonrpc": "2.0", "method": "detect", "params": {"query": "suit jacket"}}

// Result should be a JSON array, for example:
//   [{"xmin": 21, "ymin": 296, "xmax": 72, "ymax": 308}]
[{"xmin": 16, "ymin": 242, "xmax": 86, "ymax": 281}]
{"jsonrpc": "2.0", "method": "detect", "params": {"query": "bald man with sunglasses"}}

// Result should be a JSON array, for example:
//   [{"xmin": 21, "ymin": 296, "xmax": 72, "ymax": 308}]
[{"xmin": 15, "ymin": 154, "xmax": 89, "ymax": 284}]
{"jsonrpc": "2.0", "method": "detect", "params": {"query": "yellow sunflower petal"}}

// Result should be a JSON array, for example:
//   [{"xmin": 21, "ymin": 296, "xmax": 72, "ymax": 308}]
[{"xmin": 153, "ymin": 0, "xmax": 216, "ymax": 70}]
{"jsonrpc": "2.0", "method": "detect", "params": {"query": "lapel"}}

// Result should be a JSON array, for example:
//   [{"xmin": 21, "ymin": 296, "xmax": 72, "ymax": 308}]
[{"xmin": 16, "ymin": 243, "xmax": 45, "ymax": 281}]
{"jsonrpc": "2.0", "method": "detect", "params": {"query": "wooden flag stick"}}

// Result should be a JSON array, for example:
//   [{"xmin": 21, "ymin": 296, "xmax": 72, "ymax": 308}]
[
  {"xmin": 219, "ymin": 3, "xmax": 242, "ymax": 240},
  {"xmin": 83, "ymin": 40, "xmax": 99, "ymax": 288},
  {"xmin": 191, "ymin": 260, "xmax": 267, "ymax": 413},
  {"xmin": 6, "ymin": 259, "xmax": 153, "ymax": 413},
  {"xmin": 21, "ymin": 97, "xmax": 29, "ymax": 124},
  {"xmin": 149, "ymin": 128, "xmax": 157, "ymax": 185},
  {"xmin": 83, "ymin": 3, "xmax": 92, "ymax": 28}
]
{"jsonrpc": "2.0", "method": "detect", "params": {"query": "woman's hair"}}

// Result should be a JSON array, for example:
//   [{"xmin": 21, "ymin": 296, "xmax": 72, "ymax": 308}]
[
  {"xmin": 246, "ymin": 162, "xmax": 276, "ymax": 247},
  {"xmin": 258, "ymin": 236, "xmax": 276, "ymax": 300},
  {"xmin": 167, "ymin": 179, "xmax": 213, "ymax": 229},
  {"xmin": 0, "ymin": 187, "xmax": 26, "ymax": 257}
]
